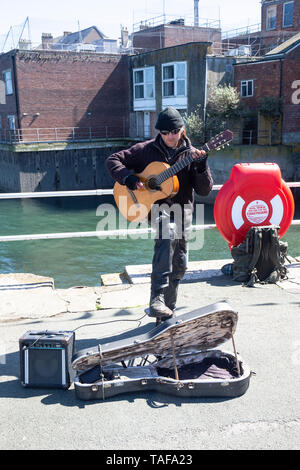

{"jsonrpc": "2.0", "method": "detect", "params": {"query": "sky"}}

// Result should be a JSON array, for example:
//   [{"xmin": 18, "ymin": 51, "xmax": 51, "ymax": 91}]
[{"xmin": 0, "ymin": 0, "xmax": 262, "ymax": 47}]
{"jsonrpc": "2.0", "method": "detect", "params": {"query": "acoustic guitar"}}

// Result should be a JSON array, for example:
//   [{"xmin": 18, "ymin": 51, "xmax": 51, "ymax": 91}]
[{"xmin": 113, "ymin": 129, "xmax": 233, "ymax": 223}]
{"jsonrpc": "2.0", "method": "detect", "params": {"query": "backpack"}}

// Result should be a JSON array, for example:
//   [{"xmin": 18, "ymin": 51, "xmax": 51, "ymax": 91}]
[{"xmin": 229, "ymin": 225, "xmax": 288, "ymax": 287}]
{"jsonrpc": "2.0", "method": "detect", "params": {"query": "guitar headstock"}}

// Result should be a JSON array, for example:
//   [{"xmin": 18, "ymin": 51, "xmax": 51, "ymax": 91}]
[{"xmin": 205, "ymin": 130, "xmax": 234, "ymax": 152}]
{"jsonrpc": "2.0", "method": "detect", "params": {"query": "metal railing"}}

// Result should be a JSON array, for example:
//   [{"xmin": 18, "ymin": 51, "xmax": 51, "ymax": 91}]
[
  {"xmin": 133, "ymin": 14, "xmax": 221, "ymax": 32},
  {"xmin": 222, "ymin": 23, "xmax": 262, "ymax": 40},
  {"xmin": 0, "ymin": 127, "xmax": 282, "ymax": 146},
  {"xmin": 204, "ymin": 129, "xmax": 280, "ymax": 146},
  {"xmin": 0, "ymin": 125, "xmax": 128, "ymax": 144},
  {"xmin": 0, "ymin": 184, "xmax": 299, "ymax": 242}
]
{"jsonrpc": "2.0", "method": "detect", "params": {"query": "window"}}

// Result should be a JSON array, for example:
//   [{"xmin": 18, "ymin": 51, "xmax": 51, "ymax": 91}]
[
  {"xmin": 241, "ymin": 80, "xmax": 254, "ymax": 97},
  {"xmin": 283, "ymin": 1, "xmax": 294, "ymax": 27},
  {"xmin": 162, "ymin": 62, "xmax": 187, "ymax": 98},
  {"xmin": 7, "ymin": 115, "xmax": 16, "ymax": 130},
  {"xmin": 133, "ymin": 67, "xmax": 155, "ymax": 100},
  {"xmin": 266, "ymin": 5, "xmax": 277, "ymax": 30},
  {"xmin": 3, "ymin": 70, "xmax": 13, "ymax": 95}
]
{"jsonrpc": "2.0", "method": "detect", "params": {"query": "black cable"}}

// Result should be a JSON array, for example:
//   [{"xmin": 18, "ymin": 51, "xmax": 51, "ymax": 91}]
[
  {"xmin": 22, "ymin": 333, "xmax": 48, "ymax": 351},
  {"xmin": 72, "ymin": 312, "xmax": 148, "ymax": 332},
  {"xmin": 22, "ymin": 313, "xmax": 151, "ymax": 352}
]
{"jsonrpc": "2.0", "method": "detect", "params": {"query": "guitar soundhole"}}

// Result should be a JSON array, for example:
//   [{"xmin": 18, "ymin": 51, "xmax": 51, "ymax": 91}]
[{"xmin": 147, "ymin": 176, "xmax": 160, "ymax": 191}]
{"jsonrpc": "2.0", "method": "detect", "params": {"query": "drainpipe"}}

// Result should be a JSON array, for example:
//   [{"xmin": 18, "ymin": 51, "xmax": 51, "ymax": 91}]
[
  {"xmin": 279, "ymin": 58, "xmax": 283, "ymax": 144},
  {"xmin": 203, "ymin": 54, "xmax": 208, "ymax": 134},
  {"xmin": 11, "ymin": 51, "xmax": 21, "ymax": 131},
  {"xmin": 279, "ymin": 58, "xmax": 283, "ymax": 98}
]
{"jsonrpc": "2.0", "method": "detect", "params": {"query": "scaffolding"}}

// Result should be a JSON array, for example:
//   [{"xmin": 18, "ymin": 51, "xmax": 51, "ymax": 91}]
[
  {"xmin": 0, "ymin": 16, "xmax": 31, "ymax": 53},
  {"xmin": 132, "ymin": 14, "xmax": 220, "ymax": 33}
]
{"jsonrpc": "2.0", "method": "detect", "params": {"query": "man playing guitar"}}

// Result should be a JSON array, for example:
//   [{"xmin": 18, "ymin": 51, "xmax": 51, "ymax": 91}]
[{"xmin": 106, "ymin": 107, "xmax": 213, "ymax": 323}]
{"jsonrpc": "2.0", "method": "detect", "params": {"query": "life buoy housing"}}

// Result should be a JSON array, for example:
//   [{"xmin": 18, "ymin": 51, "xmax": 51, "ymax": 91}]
[{"xmin": 214, "ymin": 163, "xmax": 295, "ymax": 248}]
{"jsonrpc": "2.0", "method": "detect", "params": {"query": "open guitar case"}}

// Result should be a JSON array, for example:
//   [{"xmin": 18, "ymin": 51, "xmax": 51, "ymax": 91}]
[{"xmin": 71, "ymin": 302, "xmax": 252, "ymax": 401}]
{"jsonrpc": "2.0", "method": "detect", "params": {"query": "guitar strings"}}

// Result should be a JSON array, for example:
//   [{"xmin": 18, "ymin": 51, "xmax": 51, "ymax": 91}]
[{"xmin": 156, "ymin": 153, "xmax": 195, "ymax": 185}]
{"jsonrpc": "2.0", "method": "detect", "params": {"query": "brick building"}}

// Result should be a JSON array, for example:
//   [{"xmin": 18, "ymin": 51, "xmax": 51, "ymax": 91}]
[
  {"xmin": 129, "ymin": 42, "xmax": 208, "ymax": 138},
  {"xmin": 1, "ymin": 9, "xmax": 299, "ymax": 148},
  {"xmin": 234, "ymin": 33, "xmax": 300, "ymax": 145},
  {"xmin": 262, "ymin": 0, "xmax": 300, "ymax": 50},
  {"xmin": 0, "ymin": 49, "xmax": 129, "ymax": 141},
  {"xmin": 132, "ymin": 17, "xmax": 222, "ymax": 54},
  {"xmin": 223, "ymin": 0, "xmax": 300, "ymax": 55},
  {"xmin": 0, "ymin": 17, "xmax": 230, "ymax": 144},
  {"xmin": 129, "ymin": 42, "xmax": 236, "ymax": 139},
  {"xmin": 0, "ymin": 17, "xmax": 226, "ymax": 144}
]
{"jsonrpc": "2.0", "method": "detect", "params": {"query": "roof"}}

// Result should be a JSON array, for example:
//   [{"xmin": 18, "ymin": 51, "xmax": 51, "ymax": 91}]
[
  {"xmin": 266, "ymin": 31, "xmax": 300, "ymax": 56},
  {"xmin": 57, "ymin": 26, "xmax": 107, "ymax": 45}
]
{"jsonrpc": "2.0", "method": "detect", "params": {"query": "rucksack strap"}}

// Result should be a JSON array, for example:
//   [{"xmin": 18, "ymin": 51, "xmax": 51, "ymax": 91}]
[
  {"xmin": 242, "ymin": 228, "xmax": 261, "ymax": 287},
  {"xmin": 267, "ymin": 229, "xmax": 288, "ymax": 280},
  {"xmin": 247, "ymin": 228, "xmax": 262, "ymax": 272}
]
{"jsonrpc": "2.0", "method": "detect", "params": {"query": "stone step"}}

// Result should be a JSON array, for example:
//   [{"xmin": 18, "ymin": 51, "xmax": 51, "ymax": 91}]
[{"xmin": 124, "ymin": 259, "xmax": 233, "ymax": 285}]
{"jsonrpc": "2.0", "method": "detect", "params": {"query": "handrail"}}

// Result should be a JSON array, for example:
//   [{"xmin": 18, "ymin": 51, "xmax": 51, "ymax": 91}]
[
  {"xmin": 1, "ymin": 220, "xmax": 300, "ymax": 243},
  {"xmin": 0, "ymin": 182, "xmax": 300, "ymax": 199},
  {"xmin": 0, "ymin": 189, "xmax": 113, "ymax": 199},
  {"xmin": 0, "ymin": 224, "xmax": 218, "ymax": 243},
  {"xmin": 0, "ymin": 124, "xmax": 128, "ymax": 143},
  {"xmin": 222, "ymin": 23, "xmax": 261, "ymax": 40}
]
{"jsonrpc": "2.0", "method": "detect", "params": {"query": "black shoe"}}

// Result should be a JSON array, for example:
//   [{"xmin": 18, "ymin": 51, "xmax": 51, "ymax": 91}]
[
  {"xmin": 164, "ymin": 279, "xmax": 179, "ymax": 312},
  {"xmin": 148, "ymin": 292, "xmax": 173, "ymax": 319}
]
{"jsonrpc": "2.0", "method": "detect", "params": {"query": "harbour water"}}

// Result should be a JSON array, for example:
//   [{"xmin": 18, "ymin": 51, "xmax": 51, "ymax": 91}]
[{"xmin": 0, "ymin": 195, "xmax": 299, "ymax": 288}]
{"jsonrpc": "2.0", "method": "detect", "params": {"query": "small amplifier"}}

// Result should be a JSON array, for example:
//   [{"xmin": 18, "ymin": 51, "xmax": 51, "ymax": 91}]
[{"xmin": 19, "ymin": 330, "xmax": 75, "ymax": 389}]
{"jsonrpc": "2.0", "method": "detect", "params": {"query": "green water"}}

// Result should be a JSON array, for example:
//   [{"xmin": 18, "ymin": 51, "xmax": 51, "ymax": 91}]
[{"xmin": 0, "ymin": 195, "xmax": 298, "ymax": 288}]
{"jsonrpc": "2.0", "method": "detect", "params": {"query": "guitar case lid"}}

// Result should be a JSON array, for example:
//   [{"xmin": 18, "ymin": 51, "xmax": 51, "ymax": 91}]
[{"xmin": 72, "ymin": 302, "xmax": 238, "ymax": 371}]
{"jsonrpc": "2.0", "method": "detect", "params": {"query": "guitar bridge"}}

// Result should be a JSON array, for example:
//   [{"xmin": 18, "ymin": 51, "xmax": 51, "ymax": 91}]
[{"xmin": 128, "ymin": 189, "xmax": 139, "ymax": 205}]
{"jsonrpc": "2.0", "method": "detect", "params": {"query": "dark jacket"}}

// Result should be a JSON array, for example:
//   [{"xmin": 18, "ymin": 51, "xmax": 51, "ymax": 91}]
[{"xmin": 106, "ymin": 134, "xmax": 213, "ymax": 212}]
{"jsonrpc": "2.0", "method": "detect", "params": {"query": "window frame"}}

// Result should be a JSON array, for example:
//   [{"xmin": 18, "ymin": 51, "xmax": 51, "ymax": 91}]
[
  {"xmin": 283, "ymin": 1, "xmax": 294, "ymax": 28},
  {"xmin": 240, "ymin": 80, "xmax": 254, "ymax": 98},
  {"xmin": 162, "ymin": 61, "xmax": 187, "ymax": 98},
  {"xmin": 266, "ymin": 5, "xmax": 277, "ymax": 31},
  {"xmin": 3, "ymin": 69, "xmax": 13, "ymax": 95},
  {"xmin": 7, "ymin": 114, "xmax": 16, "ymax": 131},
  {"xmin": 133, "ymin": 66, "xmax": 155, "ymax": 101}
]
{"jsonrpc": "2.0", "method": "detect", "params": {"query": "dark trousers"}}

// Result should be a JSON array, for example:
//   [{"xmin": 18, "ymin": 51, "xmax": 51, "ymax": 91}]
[{"xmin": 150, "ymin": 206, "xmax": 191, "ymax": 292}]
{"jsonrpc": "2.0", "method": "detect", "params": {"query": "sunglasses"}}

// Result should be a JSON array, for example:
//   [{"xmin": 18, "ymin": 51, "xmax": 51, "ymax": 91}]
[{"xmin": 160, "ymin": 128, "xmax": 181, "ymax": 136}]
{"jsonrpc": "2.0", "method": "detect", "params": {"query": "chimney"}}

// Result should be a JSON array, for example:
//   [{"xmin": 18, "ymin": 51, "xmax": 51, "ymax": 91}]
[
  {"xmin": 194, "ymin": 0, "xmax": 199, "ymax": 27},
  {"xmin": 42, "ymin": 33, "xmax": 53, "ymax": 49},
  {"xmin": 63, "ymin": 31, "xmax": 72, "ymax": 37}
]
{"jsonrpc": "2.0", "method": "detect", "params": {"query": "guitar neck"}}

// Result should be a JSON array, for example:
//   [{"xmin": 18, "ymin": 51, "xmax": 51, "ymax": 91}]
[{"xmin": 156, "ymin": 143, "xmax": 209, "ymax": 186}]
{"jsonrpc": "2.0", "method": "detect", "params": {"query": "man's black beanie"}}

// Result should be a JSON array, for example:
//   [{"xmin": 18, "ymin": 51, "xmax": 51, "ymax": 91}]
[{"xmin": 155, "ymin": 107, "xmax": 184, "ymax": 131}]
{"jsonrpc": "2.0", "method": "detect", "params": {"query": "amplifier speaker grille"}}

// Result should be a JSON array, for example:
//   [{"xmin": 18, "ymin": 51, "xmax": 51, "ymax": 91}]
[{"xmin": 19, "ymin": 331, "xmax": 75, "ymax": 389}]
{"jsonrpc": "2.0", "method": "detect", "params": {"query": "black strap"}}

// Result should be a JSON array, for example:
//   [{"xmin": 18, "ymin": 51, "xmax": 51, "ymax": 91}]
[{"xmin": 248, "ymin": 229, "xmax": 262, "ymax": 272}]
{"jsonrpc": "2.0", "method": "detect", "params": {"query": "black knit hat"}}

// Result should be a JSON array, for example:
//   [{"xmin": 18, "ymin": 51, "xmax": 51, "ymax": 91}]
[{"xmin": 155, "ymin": 107, "xmax": 184, "ymax": 131}]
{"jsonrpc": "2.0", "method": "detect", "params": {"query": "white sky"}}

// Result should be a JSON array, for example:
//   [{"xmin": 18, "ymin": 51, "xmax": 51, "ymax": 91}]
[{"xmin": 0, "ymin": 0, "xmax": 262, "ymax": 45}]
